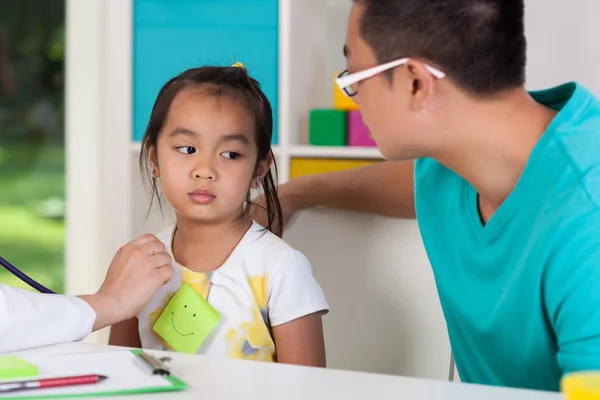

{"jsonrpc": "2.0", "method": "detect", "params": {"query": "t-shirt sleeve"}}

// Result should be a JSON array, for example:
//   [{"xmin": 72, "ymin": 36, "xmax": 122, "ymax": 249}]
[
  {"xmin": 545, "ymin": 211, "xmax": 600, "ymax": 375},
  {"xmin": 267, "ymin": 249, "xmax": 329, "ymax": 327}
]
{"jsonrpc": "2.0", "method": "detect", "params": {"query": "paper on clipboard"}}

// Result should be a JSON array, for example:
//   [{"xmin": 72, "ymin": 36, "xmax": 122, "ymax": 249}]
[{"xmin": 0, "ymin": 350, "xmax": 187, "ymax": 399}]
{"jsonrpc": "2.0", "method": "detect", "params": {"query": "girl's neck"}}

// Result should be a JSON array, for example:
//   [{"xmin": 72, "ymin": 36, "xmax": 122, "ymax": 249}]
[{"xmin": 171, "ymin": 213, "xmax": 252, "ymax": 273}]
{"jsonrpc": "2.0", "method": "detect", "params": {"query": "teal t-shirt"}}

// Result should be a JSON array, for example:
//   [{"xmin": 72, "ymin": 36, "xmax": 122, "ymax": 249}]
[{"xmin": 414, "ymin": 82, "xmax": 600, "ymax": 391}]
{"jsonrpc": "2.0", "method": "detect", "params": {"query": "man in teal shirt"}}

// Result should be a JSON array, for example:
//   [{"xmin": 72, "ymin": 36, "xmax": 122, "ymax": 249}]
[
  {"xmin": 254, "ymin": 0, "xmax": 600, "ymax": 392},
  {"xmin": 415, "ymin": 81, "xmax": 600, "ymax": 390}
]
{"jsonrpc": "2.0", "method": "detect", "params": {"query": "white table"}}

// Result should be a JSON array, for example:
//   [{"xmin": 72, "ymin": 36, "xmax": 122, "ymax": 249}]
[{"xmin": 13, "ymin": 343, "xmax": 563, "ymax": 399}]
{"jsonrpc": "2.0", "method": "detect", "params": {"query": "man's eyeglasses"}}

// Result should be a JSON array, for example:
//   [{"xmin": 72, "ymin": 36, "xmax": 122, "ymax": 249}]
[{"xmin": 335, "ymin": 57, "xmax": 446, "ymax": 97}]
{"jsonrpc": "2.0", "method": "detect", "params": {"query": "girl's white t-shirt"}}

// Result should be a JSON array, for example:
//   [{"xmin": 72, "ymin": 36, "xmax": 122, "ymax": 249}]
[{"xmin": 136, "ymin": 220, "xmax": 329, "ymax": 362}]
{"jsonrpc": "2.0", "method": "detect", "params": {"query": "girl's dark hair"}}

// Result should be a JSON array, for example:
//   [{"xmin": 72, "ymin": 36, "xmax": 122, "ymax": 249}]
[{"xmin": 139, "ymin": 65, "xmax": 282, "ymax": 235}]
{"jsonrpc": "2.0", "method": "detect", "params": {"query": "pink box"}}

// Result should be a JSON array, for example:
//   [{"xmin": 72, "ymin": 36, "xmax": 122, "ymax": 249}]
[{"xmin": 347, "ymin": 110, "xmax": 376, "ymax": 146}]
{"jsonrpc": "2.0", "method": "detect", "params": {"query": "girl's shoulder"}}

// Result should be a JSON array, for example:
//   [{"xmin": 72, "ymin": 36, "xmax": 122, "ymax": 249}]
[
  {"xmin": 248, "ymin": 220, "xmax": 294, "ymax": 247},
  {"xmin": 236, "ymin": 220, "xmax": 310, "ymax": 272},
  {"xmin": 245, "ymin": 219, "xmax": 299, "ymax": 252}
]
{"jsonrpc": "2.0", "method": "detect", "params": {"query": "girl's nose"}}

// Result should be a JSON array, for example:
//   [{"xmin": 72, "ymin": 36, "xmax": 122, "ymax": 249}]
[
  {"xmin": 195, "ymin": 172, "xmax": 214, "ymax": 180},
  {"xmin": 192, "ymin": 159, "xmax": 217, "ymax": 181}
]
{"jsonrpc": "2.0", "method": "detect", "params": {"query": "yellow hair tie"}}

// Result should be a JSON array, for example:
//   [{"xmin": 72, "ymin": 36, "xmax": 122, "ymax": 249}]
[{"xmin": 231, "ymin": 62, "xmax": 246, "ymax": 69}]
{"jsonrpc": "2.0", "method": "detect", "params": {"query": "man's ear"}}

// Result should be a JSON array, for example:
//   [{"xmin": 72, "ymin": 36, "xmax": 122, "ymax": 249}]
[
  {"xmin": 148, "ymin": 147, "xmax": 159, "ymax": 178},
  {"xmin": 406, "ymin": 59, "xmax": 435, "ymax": 111},
  {"xmin": 251, "ymin": 153, "xmax": 273, "ymax": 189}
]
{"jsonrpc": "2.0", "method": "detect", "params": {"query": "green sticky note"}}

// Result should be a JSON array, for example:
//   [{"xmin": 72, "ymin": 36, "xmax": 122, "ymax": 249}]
[
  {"xmin": 0, "ymin": 356, "xmax": 39, "ymax": 379},
  {"xmin": 153, "ymin": 282, "xmax": 221, "ymax": 354}
]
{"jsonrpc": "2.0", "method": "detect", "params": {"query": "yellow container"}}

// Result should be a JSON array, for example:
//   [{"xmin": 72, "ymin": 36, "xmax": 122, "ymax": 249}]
[
  {"xmin": 290, "ymin": 158, "xmax": 379, "ymax": 179},
  {"xmin": 561, "ymin": 371, "xmax": 600, "ymax": 400},
  {"xmin": 333, "ymin": 72, "xmax": 360, "ymax": 111}
]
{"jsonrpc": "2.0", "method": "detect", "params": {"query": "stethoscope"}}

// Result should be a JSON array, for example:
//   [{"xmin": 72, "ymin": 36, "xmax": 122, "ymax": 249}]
[{"xmin": 0, "ymin": 255, "xmax": 56, "ymax": 294}]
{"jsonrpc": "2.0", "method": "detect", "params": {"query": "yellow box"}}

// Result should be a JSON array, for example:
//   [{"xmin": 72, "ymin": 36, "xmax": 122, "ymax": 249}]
[
  {"xmin": 333, "ymin": 72, "xmax": 360, "ymax": 111},
  {"xmin": 290, "ymin": 158, "xmax": 379, "ymax": 179},
  {"xmin": 561, "ymin": 371, "xmax": 600, "ymax": 400}
]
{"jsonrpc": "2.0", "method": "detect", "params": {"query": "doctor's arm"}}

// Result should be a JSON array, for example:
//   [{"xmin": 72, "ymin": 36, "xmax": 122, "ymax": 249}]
[{"xmin": 0, "ymin": 234, "xmax": 172, "ymax": 353}]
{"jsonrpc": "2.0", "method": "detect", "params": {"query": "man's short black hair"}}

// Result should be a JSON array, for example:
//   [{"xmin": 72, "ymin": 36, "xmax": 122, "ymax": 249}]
[{"xmin": 354, "ymin": 0, "xmax": 527, "ymax": 97}]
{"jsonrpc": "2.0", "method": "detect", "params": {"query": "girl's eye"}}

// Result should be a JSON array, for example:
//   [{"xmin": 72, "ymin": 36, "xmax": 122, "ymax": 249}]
[
  {"xmin": 176, "ymin": 146, "xmax": 196, "ymax": 155},
  {"xmin": 221, "ymin": 151, "xmax": 241, "ymax": 160}
]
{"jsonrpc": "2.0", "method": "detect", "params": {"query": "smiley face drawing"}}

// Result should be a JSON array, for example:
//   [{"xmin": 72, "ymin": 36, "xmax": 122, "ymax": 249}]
[
  {"xmin": 153, "ymin": 282, "xmax": 221, "ymax": 354},
  {"xmin": 171, "ymin": 306, "xmax": 195, "ymax": 337}
]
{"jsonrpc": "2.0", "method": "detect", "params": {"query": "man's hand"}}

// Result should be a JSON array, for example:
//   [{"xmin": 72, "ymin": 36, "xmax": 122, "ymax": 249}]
[{"xmin": 79, "ymin": 234, "xmax": 173, "ymax": 331}]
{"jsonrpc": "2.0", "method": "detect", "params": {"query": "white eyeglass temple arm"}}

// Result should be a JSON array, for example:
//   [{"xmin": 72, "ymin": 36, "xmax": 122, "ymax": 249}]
[
  {"xmin": 336, "ymin": 57, "xmax": 446, "ymax": 90},
  {"xmin": 335, "ymin": 58, "xmax": 409, "ymax": 89}
]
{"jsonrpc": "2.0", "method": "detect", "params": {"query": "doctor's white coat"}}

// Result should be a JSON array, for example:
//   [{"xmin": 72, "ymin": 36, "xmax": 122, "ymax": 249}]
[{"xmin": 0, "ymin": 284, "xmax": 95, "ymax": 353}]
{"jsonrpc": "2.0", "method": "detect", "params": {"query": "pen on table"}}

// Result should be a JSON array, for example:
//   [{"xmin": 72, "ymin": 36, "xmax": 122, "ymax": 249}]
[{"xmin": 0, "ymin": 374, "xmax": 107, "ymax": 394}]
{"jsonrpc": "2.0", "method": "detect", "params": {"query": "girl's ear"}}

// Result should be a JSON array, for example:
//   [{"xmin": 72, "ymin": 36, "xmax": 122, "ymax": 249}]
[
  {"xmin": 251, "ymin": 153, "xmax": 273, "ymax": 189},
  {"xmin": 148, "ymin": 147, "xmax": 159, "ymax": 178}
]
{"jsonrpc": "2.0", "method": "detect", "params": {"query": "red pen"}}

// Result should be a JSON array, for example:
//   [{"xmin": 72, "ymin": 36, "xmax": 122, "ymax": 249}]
[{"xmin": 0, "ymin": 374, "xmax": 107, "ymax": 394}]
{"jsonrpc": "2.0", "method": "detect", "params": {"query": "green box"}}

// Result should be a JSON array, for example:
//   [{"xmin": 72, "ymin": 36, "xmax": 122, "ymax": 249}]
[{"xmin": 309, "ymin": 109, "xmax": 347, "ymax": 146}]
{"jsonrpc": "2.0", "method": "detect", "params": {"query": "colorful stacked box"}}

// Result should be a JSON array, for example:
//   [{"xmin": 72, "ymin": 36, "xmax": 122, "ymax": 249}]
[
  {"xmin": 308, "ymin": 73, "xmax": 377, "ymax": 147},
  {"xmin": 347, "ymin": 111, "xmax": 373, "ymax": 146},
  {"xmin": 290, "ymin": 158, "xmax": 379, "ymax": 179}
]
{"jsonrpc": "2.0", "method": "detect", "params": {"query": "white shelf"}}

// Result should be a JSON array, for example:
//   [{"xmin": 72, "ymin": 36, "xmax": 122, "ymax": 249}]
[
  {"xmin": 285, "ymin": 145, "xmax": 382, "ymax": 159},
  {"xmin": 130, "ymin": 141, "xmax": 283, "ymax": 155},
  {"xmin": 130, "ymin": 142, "xmax": 381, "ymax": 160}
]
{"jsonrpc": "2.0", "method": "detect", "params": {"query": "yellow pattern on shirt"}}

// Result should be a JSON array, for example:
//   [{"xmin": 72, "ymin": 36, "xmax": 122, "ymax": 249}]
[
  {"xmin": 148, "ymin": 269, "xmax": 275, "ymax": 362},
  {"xmin": 226, "ymin": 275, "xmax": 276, "ymax": 362}
]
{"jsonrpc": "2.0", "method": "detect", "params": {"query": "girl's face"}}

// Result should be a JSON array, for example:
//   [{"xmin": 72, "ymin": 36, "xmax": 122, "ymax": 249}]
[{"xmin": 152, "ymin": 87, "xmax": 263, "ymax": 224}]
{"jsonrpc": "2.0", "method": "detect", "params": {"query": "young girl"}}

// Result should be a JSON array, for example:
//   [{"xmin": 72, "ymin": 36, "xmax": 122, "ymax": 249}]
[{"xmin": 109, "ymin": 63, "xmax": 329, "ymax": 366}]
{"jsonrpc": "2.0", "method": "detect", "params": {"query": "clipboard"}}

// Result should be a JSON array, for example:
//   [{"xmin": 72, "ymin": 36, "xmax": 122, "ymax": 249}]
[{"xmin": 0, "ymin": 349, "xmax": 187, "ymax": 399}]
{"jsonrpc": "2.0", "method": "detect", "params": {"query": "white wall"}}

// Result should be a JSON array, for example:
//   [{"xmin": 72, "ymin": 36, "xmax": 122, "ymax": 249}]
[
  {"xmin": 288, "ymin": 213, "xmax": 451, "ymax": 378},
  {"xmin": 524, "ymin": 0, "xmax": 600, "ymax": 95}
]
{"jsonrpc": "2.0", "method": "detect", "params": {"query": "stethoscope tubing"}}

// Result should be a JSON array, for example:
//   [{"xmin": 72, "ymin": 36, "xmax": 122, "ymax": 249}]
[{"xmin": 0, "ymin": 255, "xmax": 56, "ymax": 294}]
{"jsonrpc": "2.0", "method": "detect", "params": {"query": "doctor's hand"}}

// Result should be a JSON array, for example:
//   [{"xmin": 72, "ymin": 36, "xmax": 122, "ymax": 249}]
[{"xmin": 79, "ymin": 234, "xmax": 173, "ymax": 331}]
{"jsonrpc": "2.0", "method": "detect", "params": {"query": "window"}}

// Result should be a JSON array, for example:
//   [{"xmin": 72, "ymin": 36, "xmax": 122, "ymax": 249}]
[{"xmin": 0, "ymin": 1, "xmax": 66, "ymax": 293}]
